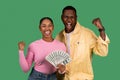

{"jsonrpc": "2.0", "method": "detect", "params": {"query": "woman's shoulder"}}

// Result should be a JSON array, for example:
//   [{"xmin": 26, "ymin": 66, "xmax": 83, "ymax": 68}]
[
  {"xmin": 29, "ymin": 39, "xmax": 42, "ymax": 47},
  {"xmin": 54, "ymin": 39, "xmax": 65, "ymax": 45}
]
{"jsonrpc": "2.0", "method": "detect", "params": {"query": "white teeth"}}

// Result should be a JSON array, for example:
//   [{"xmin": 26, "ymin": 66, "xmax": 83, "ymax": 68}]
[
  {"xmin": 67, "ymin": 23, "xmax": 71, "ymax": 25},
  {"xmin": 45, "ymin": 31, "xmax": 50, "ymax": 34},
  {"xmin": 67, "ymin": 23, "xmax": 71, "ymax": 26}
]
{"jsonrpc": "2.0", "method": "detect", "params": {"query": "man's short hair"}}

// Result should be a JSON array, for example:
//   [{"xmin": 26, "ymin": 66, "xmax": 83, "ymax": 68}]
[{"xmin": 62, "ymin": 6, "xmax": 77, "ymax": 14}]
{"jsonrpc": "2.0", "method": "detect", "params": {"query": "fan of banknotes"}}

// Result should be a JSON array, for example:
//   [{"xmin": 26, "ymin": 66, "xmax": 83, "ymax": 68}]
[{"xmin": 45, "ymin": 50, "xmax": 71, "ymax": 67}]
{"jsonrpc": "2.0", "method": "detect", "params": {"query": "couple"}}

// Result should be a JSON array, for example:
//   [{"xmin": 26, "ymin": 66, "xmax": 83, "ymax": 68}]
[{"xmin": 18, "ymin": 6, "xmax": 110, "ymax": 80}]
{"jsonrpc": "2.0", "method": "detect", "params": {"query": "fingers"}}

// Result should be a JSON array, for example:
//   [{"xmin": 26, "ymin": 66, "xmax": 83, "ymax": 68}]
[
  {"xmin": 92, "ymin": 18, "xmax": 103, "ymax": 28},
  {"xmin": 92, "ymin": 17, "xmax": 100, "ymax": 24},
  {"xmin": 18, "ymin": 41, "xmax": 25, "ymax": 50},
  {"xmin": 57, "ymin": 64, "xmax": 65, "ymax": 68},
  {"xmin": 57, "ymin": 64, "xmax": 66, "ymax": 72},
  {"xmin": 57, "ymin": 64, "xmax": 66, "ymax": 74}
]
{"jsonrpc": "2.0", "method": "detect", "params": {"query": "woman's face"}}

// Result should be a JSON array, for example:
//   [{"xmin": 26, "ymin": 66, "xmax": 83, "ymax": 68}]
[{"xmin": 40, "ymin": 19, "xmax": 54, "ymax": 39}]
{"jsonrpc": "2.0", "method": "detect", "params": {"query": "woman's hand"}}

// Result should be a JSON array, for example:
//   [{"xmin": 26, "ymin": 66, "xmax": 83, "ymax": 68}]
[
  {"xmin": 57, "ymin": 64, "xmax": 66, "ymax": 74},
  {"xmin": 18, "ymin": 41, "xmax": 25, "ymax": 51}
]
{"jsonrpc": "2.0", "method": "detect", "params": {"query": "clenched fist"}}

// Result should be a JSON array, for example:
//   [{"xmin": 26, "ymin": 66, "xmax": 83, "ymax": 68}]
[
  {"xmin": 92, "ymin": 18, "xmax": 104, "ymax": 29},
  {"xmin": 18, "ymin": 41, "xmax": 25, "ymax": 51}
]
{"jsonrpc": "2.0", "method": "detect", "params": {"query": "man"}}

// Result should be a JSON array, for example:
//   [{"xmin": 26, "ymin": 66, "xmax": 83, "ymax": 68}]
[{"xmin": 56, "ymin": 6, "xmax": 110, "ymax": 80}]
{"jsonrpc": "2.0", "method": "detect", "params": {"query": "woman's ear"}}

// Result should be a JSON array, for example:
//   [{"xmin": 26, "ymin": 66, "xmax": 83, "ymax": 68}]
[
  {"xmin": 53, "ymin": 25, "xmax": 54, "ymax": 30},
  {"xmin": 39, "ymin": 26, "xmax": 41, "ymax": 31}
]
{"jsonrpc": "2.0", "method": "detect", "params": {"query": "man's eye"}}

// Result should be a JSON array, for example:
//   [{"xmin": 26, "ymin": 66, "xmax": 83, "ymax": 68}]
[
  {"xmin": 70, "ymin": 16, "xmax": 74, "ymax": 18},
  {"xmin": 64, "ymin": 16, "xmax": 68, "ymax": 18}
]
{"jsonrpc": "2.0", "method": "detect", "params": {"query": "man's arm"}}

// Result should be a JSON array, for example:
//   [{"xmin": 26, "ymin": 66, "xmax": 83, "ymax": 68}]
[{"xmin": 92, "ymin": 18, "xmax": 106, "ymax": 40}]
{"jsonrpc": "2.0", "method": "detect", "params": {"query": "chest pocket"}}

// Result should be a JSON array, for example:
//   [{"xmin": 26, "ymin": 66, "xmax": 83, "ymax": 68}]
[{"xmin": 70, "ymin": 39, "xmax": 87, "ymax": 60}]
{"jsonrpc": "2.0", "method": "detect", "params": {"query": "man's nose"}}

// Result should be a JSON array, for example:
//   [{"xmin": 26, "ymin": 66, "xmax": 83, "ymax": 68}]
[{"xmin": 67, "ymin": 17, "xmax": 72, "ymax": 22}]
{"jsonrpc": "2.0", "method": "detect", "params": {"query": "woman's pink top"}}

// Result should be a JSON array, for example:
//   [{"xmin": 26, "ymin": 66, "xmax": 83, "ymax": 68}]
[{"xmin": 19, "ymin": 39, "xmax": 66, "ymax": 74}]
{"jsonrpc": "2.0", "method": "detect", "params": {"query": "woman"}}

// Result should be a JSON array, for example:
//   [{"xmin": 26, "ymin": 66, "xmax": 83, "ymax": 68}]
[{"xmin": 18, "ymin": 17, "xmax": 66, "ymax": 80}]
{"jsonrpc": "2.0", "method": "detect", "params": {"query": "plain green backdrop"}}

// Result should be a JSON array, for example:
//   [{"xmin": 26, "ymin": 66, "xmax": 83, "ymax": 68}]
[{"xmin": 0, "ymin": 0, "xmax": 119, "ymax": 80}]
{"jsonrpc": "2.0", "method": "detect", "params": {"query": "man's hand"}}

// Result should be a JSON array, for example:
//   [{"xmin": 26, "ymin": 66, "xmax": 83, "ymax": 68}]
[
  {"xmin": 18, "ymin": 41, "xmax": 25, "ymax": 51},
  {"xmin": 92, "ymin": 18, "xmax": 103, "ymax": 29},
  {"xmin": 92, "ymin": 18, "xmax": 106, "ymax": 40}
]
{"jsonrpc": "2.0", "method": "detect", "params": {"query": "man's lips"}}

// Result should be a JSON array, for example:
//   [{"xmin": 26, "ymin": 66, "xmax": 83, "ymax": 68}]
[{"xmin": 66, "ymin": 23, "xmax": 72, "ymax": 29}]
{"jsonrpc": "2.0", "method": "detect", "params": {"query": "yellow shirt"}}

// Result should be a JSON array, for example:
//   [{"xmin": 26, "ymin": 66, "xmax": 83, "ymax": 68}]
[{"xmin": 56, "ymin": 22, "xmax": 110, "ymax": 80}]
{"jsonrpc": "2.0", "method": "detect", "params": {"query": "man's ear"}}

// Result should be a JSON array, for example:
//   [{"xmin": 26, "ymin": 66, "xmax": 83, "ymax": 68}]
[{"xmin": 61, "ymin": 15, "xmax": 63, "ymax": 21}]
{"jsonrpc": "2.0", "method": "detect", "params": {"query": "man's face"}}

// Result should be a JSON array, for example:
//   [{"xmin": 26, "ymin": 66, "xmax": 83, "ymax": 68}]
[{"xmin": 62, "ymin": 10, "xmax": 77, "ymax": 33}]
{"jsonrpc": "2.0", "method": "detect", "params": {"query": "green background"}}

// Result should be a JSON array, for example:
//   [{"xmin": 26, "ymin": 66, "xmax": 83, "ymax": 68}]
[{"xmin": 0, "ymin": 0, "xmax": 119, "ymax": 80}]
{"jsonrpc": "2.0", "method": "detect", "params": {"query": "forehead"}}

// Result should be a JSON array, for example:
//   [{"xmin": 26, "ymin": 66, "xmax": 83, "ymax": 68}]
[
  {"xmin": 41, "ymin": 19, "xmax": 52, "ymax": 24},
  {"xmin": 63, "ymin": 10, "xmax": 76, "ymax": 15}
]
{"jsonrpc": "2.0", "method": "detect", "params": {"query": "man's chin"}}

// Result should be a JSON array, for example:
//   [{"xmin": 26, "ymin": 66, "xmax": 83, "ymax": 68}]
[{"xmin": 65, "ymin": 26, "xmax": 72, "ymax": 30}]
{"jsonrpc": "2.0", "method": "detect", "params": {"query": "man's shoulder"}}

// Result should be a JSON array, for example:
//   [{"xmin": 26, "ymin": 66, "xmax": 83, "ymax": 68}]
[
  {"xmin": 56, "ymin": 30, "xmax": 64, "ymax": 37},
  {"xmin": 58, "ymin": 29, "xmax": 64, "ymax": 35},
  {"xmin": 56, "ymin": 30, "xmax": 65, "ymax": 42},
  {"xmin": 76, "ymin": 22, "xmax": 94, "ymax": 34},
  {"xmin": 81, "ymin": 26, "xmax": 94, "ymax": 34}
]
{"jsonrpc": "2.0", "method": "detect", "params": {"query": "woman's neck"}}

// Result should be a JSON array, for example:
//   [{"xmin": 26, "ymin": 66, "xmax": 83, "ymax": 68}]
[{"xmin": 42, "ymin": 37, "xmax": 54, "ymax": 42}]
